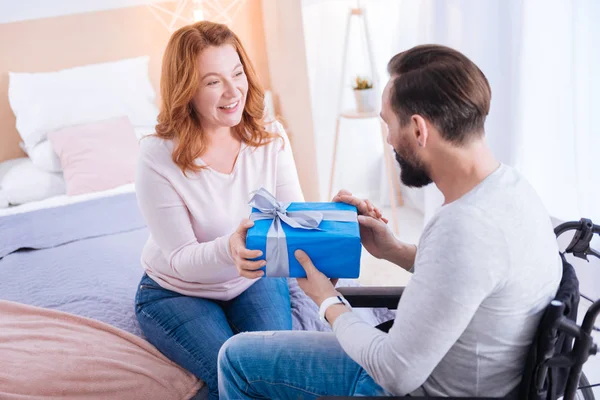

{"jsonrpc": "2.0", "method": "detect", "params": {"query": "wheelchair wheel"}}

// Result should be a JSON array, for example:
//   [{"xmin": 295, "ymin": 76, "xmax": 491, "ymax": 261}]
[
  {"xmin": 576, "ymin": 372, "xmax": 595, "ymax": 400},
  {"xmin": 561, "ymin": 372, "xmax": 596, "ymax": 400}
]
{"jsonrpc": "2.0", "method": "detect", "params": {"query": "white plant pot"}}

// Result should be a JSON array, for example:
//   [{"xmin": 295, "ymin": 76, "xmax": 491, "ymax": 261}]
[{"xmin": 353, "ymin": 88, "xmax": 377, "ymax": 113}]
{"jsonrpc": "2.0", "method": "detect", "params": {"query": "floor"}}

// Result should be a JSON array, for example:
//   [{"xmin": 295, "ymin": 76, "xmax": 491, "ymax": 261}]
[{"xmin": 356, "ymin": 205, "xmax": 600, "ymax": 397}]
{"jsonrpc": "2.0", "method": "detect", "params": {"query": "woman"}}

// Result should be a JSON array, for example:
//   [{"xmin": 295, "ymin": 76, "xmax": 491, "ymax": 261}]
[{"xmin": 134, "ymin": 21, "xmax": 302, "ymax": 400}]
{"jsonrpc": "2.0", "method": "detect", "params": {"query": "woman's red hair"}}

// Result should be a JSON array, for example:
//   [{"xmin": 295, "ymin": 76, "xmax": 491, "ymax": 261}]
[{"xmin": 155, "ymin": 21, "xmax": 278, "ymax": 174}]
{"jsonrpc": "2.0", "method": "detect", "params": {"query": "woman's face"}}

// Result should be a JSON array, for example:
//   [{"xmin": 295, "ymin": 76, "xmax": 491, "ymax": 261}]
[{"xmin": 191, "ymin": 44, "xmax": 248, "ymax": 131}]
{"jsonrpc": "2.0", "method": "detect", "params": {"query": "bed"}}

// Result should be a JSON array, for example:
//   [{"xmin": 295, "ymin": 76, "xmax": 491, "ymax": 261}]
[{"xmin": 0, "ymin": 183, "xmax": 394, "ymax": 399}]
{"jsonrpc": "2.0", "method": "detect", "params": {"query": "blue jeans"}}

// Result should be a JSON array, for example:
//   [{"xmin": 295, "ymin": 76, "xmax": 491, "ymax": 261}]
[
  {"xmin": 218, "ymin": 331, "xmax": 390, "ymax": 399},
  {"xmin": 135, "ymin": 274, "xmax": 292, "ymax": 400}
]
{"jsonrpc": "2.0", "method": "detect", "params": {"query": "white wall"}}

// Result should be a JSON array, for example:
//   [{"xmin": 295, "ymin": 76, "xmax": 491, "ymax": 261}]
[
  {"xmin": 0, "ymin": 0, "xmax": 174, "ymax": 24},
  {"xmin": 262, "ymin": 0, "xmax": 321, "ymax": 201}
]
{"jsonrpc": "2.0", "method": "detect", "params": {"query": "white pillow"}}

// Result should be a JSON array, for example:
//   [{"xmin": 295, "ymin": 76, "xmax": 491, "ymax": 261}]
[
  {"xmin": 0, "ymin": 191, "xmax": 8, "ymax": 208},
  {"xmin": 8, "ymin": 56, "xmax": 159, "ymax": 150},
  {"xmin": 0, "ymin": 158, "xmax": 65, "ymax": 207},
  {"xmin": 21, "ymin": 140, "xmax": 62, "ymax": 173}
]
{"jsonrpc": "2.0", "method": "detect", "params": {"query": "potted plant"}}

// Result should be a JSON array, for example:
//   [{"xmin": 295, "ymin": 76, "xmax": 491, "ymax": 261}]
[{"xmin": 352, "ymin": 76, "xmax": 376, "ymax": 112}]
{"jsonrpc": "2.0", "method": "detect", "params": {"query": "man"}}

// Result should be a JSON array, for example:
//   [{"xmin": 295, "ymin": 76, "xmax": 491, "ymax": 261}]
[{"xmin": 217, "ymin": 44, "xmax": 562, "ymax": 399}]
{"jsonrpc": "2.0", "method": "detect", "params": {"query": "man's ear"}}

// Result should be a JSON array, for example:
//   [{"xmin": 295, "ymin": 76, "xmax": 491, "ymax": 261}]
[{"xmin": 411, "ymin": 115, "xmax": 429, "ymax": 148}]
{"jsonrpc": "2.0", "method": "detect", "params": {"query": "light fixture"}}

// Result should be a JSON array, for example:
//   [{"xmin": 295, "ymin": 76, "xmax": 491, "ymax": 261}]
[
  {"xmin": 148, "ymin": 0, "xmax": 248, "ymax": 31},
  {"xmin": 193, "ymin": 1, "xmax": 205, "ymax": 21},
  {"xmin": 147, "ymin": 0, "xmax": 193, "ymax": 32},
  {"xmin": 199, "ymin": 0, "xmax": 246, "ymax": 25}
]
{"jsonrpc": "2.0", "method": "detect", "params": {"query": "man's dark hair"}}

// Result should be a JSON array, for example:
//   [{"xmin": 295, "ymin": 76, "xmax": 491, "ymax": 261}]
[{"xmin": 387, "ymin": 44, "xmax": 491, "ymax": 144}]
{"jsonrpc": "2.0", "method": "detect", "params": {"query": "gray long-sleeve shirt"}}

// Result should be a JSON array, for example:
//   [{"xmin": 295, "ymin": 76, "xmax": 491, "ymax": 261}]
[{"xmin": 333, "ymin": 164, "xmax": 562, "ymax": 397}]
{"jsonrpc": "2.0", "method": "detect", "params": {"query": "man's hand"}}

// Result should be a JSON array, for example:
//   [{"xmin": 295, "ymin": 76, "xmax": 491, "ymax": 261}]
[
  {"xmin": 332, "ymin": 190, "xmax": 398, "ymax": 260},
  {"xmin": 332, "ymin": 189, "xmax": 388, "ymax": 223},
  {"xmin": 295, "ymin": 250, "xmax": 339, "ymax": 307},
  {"xmin": 229, "ymin": 219, "xmax": 266, "ymax": 279},
  {"xmin": 356, "ymin": 215, "xmax": 400, "ymax": 260}
]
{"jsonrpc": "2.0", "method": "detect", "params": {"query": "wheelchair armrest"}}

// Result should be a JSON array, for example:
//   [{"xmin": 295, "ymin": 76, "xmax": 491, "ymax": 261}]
[{"xmin": 336, "ymin": 286, "xmax": 404, "ymax": 310}]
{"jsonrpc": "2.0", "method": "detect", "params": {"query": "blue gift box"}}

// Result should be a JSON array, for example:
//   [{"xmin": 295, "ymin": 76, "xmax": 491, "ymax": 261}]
[{"xmin": 245, "ymin": 198, "xmax": 362, "ymax": 279}]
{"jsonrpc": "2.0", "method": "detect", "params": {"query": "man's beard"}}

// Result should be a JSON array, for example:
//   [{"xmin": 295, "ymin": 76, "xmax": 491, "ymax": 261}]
[{"xmin": 394, "ymin": 150, "xmax": 433, "ymax": 188}]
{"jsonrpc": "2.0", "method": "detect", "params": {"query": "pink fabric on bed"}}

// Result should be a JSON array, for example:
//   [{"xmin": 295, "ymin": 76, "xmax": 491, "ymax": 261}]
[
  {"xmin": 48, "ymin": 116, "xmax": 140, "ymax": 196},
  {"xmin": 0, "ymin": 300, "xmax": 202, "ymax": 399}
]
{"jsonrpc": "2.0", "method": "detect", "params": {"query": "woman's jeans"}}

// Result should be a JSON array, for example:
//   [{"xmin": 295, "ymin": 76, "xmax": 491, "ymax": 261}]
[
  {"xmin": 135, "ymin": 274, "xmax": 292, "ymax": 400},
  {"xmin": 217, "ymin": 331, "xmax": 389, "ymax": 399}
]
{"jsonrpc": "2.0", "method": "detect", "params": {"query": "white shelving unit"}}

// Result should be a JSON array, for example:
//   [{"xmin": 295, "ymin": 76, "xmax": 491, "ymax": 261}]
[{"xmin": 327, "ymin": 7, "xmax": 403, "ymax": 234}]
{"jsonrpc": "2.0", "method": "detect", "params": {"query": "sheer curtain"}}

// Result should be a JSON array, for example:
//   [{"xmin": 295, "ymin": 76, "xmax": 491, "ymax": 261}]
[
  {"xmin": 515, "ymin": 0, "xmax": 600, "ymax": 224},
  {"xmin": 301, "ymin": 0, "xmax": 600, "ymax": 225}
]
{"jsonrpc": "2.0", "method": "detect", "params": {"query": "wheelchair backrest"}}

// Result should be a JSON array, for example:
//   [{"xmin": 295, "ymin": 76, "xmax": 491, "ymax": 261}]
[{"xmin": 518, "ymin": 253, "xmax": 580, "ymax": 400}]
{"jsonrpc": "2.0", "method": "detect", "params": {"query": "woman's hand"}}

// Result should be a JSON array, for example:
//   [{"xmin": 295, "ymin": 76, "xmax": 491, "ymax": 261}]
[{"xmin": 229, "ymin": 219, "xmax": 266, "ymax": 279}]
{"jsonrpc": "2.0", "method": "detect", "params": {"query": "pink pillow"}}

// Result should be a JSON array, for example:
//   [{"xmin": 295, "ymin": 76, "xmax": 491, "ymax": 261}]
[{"xmin": 48, "ymin": 116, "xmax": 140, "ymax": 196}]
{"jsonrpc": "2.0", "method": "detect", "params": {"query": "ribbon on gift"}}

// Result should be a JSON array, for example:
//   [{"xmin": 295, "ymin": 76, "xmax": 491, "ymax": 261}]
[{"xmin": 248, "ymin": 188, "xmax": 357, "ymax": 276}]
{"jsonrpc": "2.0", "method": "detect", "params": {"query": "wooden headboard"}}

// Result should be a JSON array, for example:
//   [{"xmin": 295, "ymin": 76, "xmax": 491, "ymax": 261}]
[{"xmin": 0, "ymin": 1, "xmax": 270, "ymax": 163}]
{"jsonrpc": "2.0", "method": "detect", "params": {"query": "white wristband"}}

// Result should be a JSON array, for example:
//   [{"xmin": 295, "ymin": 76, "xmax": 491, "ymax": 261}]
[{"xmin": 318, "ymin": 295, "xmax": 352, "ymax": 323}]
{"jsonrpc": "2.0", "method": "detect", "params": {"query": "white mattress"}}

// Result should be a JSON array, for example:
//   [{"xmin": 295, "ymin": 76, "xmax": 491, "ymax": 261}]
[{"xmin": 0, "ymin": 183, "xmax": 136, "ymax": 217}]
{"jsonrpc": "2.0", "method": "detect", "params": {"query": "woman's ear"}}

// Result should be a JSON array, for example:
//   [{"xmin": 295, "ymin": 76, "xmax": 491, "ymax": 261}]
[{"xmin": 411, "ymin": 115, "xmax": 429, "ymax": 148}]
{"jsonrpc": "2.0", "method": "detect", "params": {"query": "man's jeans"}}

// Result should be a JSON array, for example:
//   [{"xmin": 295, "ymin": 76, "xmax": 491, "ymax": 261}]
[
  {"xmin": 135, "ymin": 274, "xmax": 292, "ymax": 400},
  {"xmin": 218, "ymin": 330, "xmax": 389, "ymax": 399}
]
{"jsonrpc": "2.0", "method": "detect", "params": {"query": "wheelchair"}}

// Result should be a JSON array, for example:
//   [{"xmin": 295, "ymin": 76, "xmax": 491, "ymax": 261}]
[{"xmin": 323, "ymin": 218, "xmax": 600, "ymax": 400}]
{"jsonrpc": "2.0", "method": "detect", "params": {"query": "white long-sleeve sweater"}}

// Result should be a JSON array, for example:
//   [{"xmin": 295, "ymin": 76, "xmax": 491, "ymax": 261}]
[
  {"xmin": 334, "ymin": 164, "xmax": 562, "ymax": 397},
  {"xmin": 135, "ymin": 121, "xmax": 304, "ymax": 300}
]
